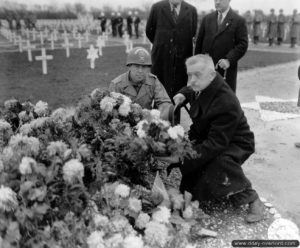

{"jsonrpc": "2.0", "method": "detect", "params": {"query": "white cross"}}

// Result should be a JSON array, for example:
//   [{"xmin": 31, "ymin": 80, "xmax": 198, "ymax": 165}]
[
  {"xmin": 76, "ymin": 33, "xmax": 83, "ymax": 48},
  {"xmin": 72, "ymin": 28, "xmax": 77, "ymax": 38},
  {"xmin": 25, "ymin": 29, "xmax": 30, "ymax": 39},
  {"xmin": 23, "ymin": 40, "xmax": 36, "ymax": 62},
  {"xmin": 62, "ymin": 37, "xmax": 73, "ymax": 58},
  {"xmin": 84, "ymin": 30, "xmax": 89, "ymax": 42},
  {"xmin": 18, "ymin": 36, "xmax": 25, "ymax": 52},
  {"xmin": 87, "ymin": 44, "xmax": 99, "ymax": 69},
  {"xmin": 39, "ymin": 31, "xmax": 44, "ymax": 45},
  {"xmin": 50, "ymin": 33, "xmax": 55, "ymax": 50},
  {"xmin": 63, "ymin": 30, "xmax": 68, "ymax": 41},
  {"xmin": 32, "ymin": 28, "xmax": 37, "ymax": 41},
  {"xmin": 13, "ymin": 33, "xmax": 17, "ymax": 45},
  {"xmin": 35, "ymin": 48, "xmax": 53, "ymax": 75},
  {"xmin": 143, "ymin": 32, "xmax": 147, "ymax": 44},
  {"xmin": 53, "ymin": 29, "xmax": 58, "ymax": 41},
  {"xmin": 44, "ymin": 28, "xmax": 49, "ymax": 38},
  {"xmin": 96, "ymin": 36, "xmax": 105, "ymax": 56}
]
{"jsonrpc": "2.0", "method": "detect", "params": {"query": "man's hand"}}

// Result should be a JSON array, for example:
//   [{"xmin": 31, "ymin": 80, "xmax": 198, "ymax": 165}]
[
  {"xmin": 173, "ymin": 93, "xmax": 186, "ymax": 106},
  {"xmin": 216, "ymin": 59, "xmax": 230, "ymax": 70}
]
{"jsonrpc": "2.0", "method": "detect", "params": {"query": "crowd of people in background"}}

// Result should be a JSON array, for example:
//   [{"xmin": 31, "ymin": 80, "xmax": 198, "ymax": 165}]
[{"xmin": 0, "ymin": 7, "xmax": 299, "ymax": 47}]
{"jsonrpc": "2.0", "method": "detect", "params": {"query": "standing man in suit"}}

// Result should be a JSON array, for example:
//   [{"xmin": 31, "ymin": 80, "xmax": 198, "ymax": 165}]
[
  {"xmin": 195, "ymin": 0, "xmax": 248, "ymax": 93},
  {"xmin": 146, "ymin": 0, "xmax": 197, "ymax": 123},
  {"xmin": 277, "ymin": 9, "xmax": 286, "ymax": 45},
  {"xmin": 126, "ymin": 11, "xmax": 133, "ymax": 38},
  {"xmin": 133, "ymin": 11, "xmax": 141, "ymax": 39}
]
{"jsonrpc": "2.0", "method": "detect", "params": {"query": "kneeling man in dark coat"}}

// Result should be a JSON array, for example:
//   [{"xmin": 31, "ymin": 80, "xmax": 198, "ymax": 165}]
[{"xmin": 160, "ymin": 54, "xmax": 264, "ymax": 223}]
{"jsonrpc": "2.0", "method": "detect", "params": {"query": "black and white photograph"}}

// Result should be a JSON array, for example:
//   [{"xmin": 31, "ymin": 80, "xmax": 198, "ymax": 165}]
[{"xmin": 0, "ymin": 0, "xmax": 299, "ymax": 247}]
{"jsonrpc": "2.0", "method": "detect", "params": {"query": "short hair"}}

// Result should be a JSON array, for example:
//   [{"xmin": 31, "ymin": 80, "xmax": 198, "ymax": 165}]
[{"xmin": 185, "ymin": 54, "xmax": 215, "ymax": 73}]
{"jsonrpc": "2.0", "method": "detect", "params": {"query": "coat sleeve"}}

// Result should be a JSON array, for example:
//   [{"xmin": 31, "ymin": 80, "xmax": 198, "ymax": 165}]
[
  {"xmin": 191, "ymin": 7, "xmax": 198, "ymax": 39},
  {"xmin": 180, "ymin": 98, "xmax": 242, "ymax": 175},
  {"xmin": 177, "ymin": 86, "xmax": 194, "ymax": 103},
  {"xmin": 108, "ymin": 81, "xmax": 120, "ymax": 93},
  {"xmin": 146, "ymin": 5, "xmax": 157, "ymax": 43},
  {"xmin": 194, "ymin": 16, "xmax": 206, "ymax": 54},
  {"xmin": 225, "ymin": 17, "xmax": 248, "ymax": 65}
]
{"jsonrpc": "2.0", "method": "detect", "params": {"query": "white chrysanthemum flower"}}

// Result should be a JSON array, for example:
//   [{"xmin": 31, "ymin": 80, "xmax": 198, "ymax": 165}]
[
  {"xmin": 4, "ymin": 99, "xmax": 19, "ymax": 110},
  {"xmin": 34, "ymin": 100, "xmax": 49, "ymax": 117},
  {"xmin": 86, "ymin": 231, "xmax": 105, "ymax": 248},
  {"xmin": 183, "ymin": 205, "xmax": 193, "ymax": 219},
  {"xmin": 152, "ymin": 206, "xmax": 171, "ymax": 224},
  {"xmin": 122, "ymin": 94, "xmax": 132, "ymax": 104},
  {"xmin": 128, "ymin": 197, "xmax": 142, "ymax": 213},
  {"xmin": 93, "ymin": 214, "xmax": 109, "ymax": 228},
  {"xmin": 100, "ymin": 96, "xmax": 117, "ymax": 112},
  {"xmin": 0, "ymin": 119, "xmax": 11, "ymax": 131},
  {"xmin": 114, "ymin": 184, "xmax": 130, "ymax": 198},
  {"xmin": 150, "ymin": 109, "xmax": 161, "ymax": 120},
  {"xmin": 0, "ymin": 159, "xmax": 4, "ymax": 173},
  {"xmin": 2, "ymin": 147, "xmax": 14, "ymax": 162},
  {"xmin": 144, "ymin": 221, "xmax": 169, "ymax": 247},
  {"xmin": 19, "ymin": 123, "xmax": 32, "ymax": 135},
  {"xmin": 123, "ymin": 235, "xmax": 144, "ymax": 248},
  {"xmin": 0, "ymin": 185, "xmax": 18, "ymax": 212},
  {"xmin": 136, "ymin": 120, "xmax": 148, "ymax": 138},
  {"xmin": 90, "ymin": 88, "xmax": 103, "ymax": 101},
  {"xmin": 110, "ymin": 92, "xmax": 124, "ymax": 100},
  {"xmin": 186, "ymin": 244, "xmax": 197, "ymax": 248},
  {"xmin": 29, "ymin": 117, "xmax": 51, "ymax": 129},
  {"xmin": 9, "ymin": 134, "xmax": 40, "ymax": 157},
  {"xmin": 118, "ymin": 103, "xmax": 131, "ymax": 116},
  {"xmin": 51, "ymin": 107, "xmax": 75, "ymax": 122},
  {"xmin": 105, "ymin": 233, "xmax": 123, "ymax": 248},
  {"xmin": 109, "ymin": 215, "xmax": 130, "ymax": 233},
  {"xmin": 268, "ymin": 218, "xmax": 300, "ymax": 240},
  {"xmin": 47, "ymin": 141, "xmax": 68, "ymax": 157},
  {"xmin": 18, "ymin": 111, "xmax": 34, "ymax": 123},
  {"xmin": 19, "ymin": 157, "xmax": 36, "ymax": 175},
  {"xmin": 158, "ymin": 119, "xmax": 170, "ymax": 127},
  {"xmin": 167, "ymin": 125, "xmax": 185, "ymax": 139},
  {"xmin": 63, "ymin": 159, "xmax": 84, "ymax": 183},
  {"xmin": 135, "ymin": 212, "xmax": 150, "ymax": 229}
]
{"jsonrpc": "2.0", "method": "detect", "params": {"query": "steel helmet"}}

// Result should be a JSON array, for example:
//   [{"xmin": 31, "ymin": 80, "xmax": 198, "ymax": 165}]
[{"xmin": 126, "ymin": 47, "xmax": 152, "ymax": 66}]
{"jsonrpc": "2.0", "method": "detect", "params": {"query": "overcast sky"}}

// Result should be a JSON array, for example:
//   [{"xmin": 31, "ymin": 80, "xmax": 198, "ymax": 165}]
[{"xmin": 7, "ymin": 0, "xmax": 300, "ymax": 14}]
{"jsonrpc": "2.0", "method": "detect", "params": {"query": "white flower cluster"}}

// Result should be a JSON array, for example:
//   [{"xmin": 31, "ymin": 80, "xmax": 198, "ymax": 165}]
[
  {"xmin": 128, "ymin": 197, "xmax": 142, "ymax": 213},
  {"xmin": 18, "ymin": 111, "xmax": 34, "ymax": 124},
  {"xmin": 4, "ymin": 99, "xmax": 19, "ymax": 110},
  {"xmin": 0, "ymin": 119, "xmax": 11, "ymax": 132},
  {"xmin": 19, "ymin": 157, "xmax": 36, "ymax": 175},
  {"xmin": 144, "ymin": 221, "xmax": 170, "ymax": 247},
  {"xmin": 0, "ymin": 159, "xmax": 4, "ymax": 173},
  {"xmin": 167, "ymin": 125, "xmax": 185, "ymax": 139},
  {"xmin": 63, "ymin": 159, "xmax": 84, "ymax": 183},
  {"xmin": 135, "ymin": 212, "xmax": 150, "ymax": 229},
  {"xmin": 110, "ymin": 92, "xmax": 132, "ymax": 117},
  {"xmin": 8, "ymin": 134, "xmax": 40, "ymax": 157},
  {"xmin": 268, "ymin": 218, "xmax": 300, "ymax": 240},
  {"xmin": 34, "ymin": 100, "xmax": 49, "ymax": 117},
  {"xmin": 100, "ymin": 96, "xmax": 117, "ymax": 112},
  {"xmin": 19, "ymin": 117, "xmax": 51, "ymax": 135},
  {"xmin": 51, "ymin": 107, "xmax": 75, "ymax": 123},
  {"xmin": 114, "ymin": 184, "xmax": 130, "ymax": 198},
  {"xmin": 87, "ymin": 231, "xmax": 105, "ymax": 248},
  {"xmin": 47, "ymin": 141, "xmax": 68, "ymax": 158},
  {"xmin": 93, "ymin": 214, "xmax": 109, "ymax": 228},
  {"xmin": 136, "ymin": 120, "xmax": 148, "ymax": 138},
  {"xmin": 152, "ymin": 206, "xmax": 171, "ymax": 224},
  {"xmin": 0, "ymin": 185, "xmax": 18, "ymax": 212}
]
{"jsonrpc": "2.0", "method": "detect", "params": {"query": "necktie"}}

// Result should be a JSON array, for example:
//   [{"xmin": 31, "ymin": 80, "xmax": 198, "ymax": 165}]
[
  {"xmin": 217, "ymin": 12, "xmax": 223, "ymax": 29},
  {"xmin": 172, "ymin": 4, "xmax": 178, "ymax": 23}
]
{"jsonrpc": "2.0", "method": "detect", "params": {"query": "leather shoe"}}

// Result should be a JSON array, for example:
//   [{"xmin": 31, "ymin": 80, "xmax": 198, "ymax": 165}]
[{"xmin": 245, "ymin": 197, "xmax": 264, "ymax": 223}]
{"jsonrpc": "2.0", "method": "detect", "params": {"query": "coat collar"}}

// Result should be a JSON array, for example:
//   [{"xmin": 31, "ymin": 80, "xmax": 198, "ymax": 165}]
[
  {"xmin": 162, "ymin": 0, "xmax": 188, "ymax": 26},
  {"xmin": 190, "ymin": 73, "xmax": 224, "ymax": 117},
  {"xmin": 214, "ymin": 8, "xmax": 234, "ymax": 36},
  {"xmin": 120, "ymin": 71, "xmax": 152, "ymax": 101}
]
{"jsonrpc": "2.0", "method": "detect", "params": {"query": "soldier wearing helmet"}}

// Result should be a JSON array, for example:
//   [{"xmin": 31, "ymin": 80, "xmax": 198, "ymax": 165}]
[{"xmin": 109, "ymin": 47, "xmax": 174, "ymax": 121}]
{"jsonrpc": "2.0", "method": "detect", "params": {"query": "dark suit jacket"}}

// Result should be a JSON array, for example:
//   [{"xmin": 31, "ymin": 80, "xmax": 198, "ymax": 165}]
[
  {"xmin": 177, "ymin": 73, "xmax": 255, "ymax": 201},
  {"xmin": 146, "ymin": 0, "xmax": 197, "ymax": 98},
  {"xmin": 195, "ymin": 9, "xmax": 248, "ymax": 92}
]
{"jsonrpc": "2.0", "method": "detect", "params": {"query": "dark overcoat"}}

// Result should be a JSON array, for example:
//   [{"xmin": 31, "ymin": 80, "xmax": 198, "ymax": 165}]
[
  {"xmin": 277, "ymin": 14, "xmax": 286, "ymax": 39},
  {"xmin": 195, "ymin": 9, "xmax": 248, "ymax": 92},
  {"xmin": 146, "ymin": 0, "xmax": 197, "ymax": 98},
  {"xmin": 267, "ymin": 14, "xmax": 277, "ymax": 39},
  {"xmin": 177, "ymin": 73, "xmax": 255, "ymax": 202}
]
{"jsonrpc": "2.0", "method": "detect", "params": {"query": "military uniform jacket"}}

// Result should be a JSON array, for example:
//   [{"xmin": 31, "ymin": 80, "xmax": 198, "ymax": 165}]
[{"xmin": 109, "ymin": 71, "xmax": 172, "ymax": 110}]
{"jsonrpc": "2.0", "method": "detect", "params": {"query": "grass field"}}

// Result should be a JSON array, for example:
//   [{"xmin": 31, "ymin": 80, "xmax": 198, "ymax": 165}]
[{"xmin": 1, "ymin": 45, "xmax": 299, "ymax": 108}]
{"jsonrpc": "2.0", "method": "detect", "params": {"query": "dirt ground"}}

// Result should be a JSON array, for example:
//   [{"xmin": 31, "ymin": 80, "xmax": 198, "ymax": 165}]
[{"xmin": 181, "ymin": 60, "xmax": 300, "ymax": 228}]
